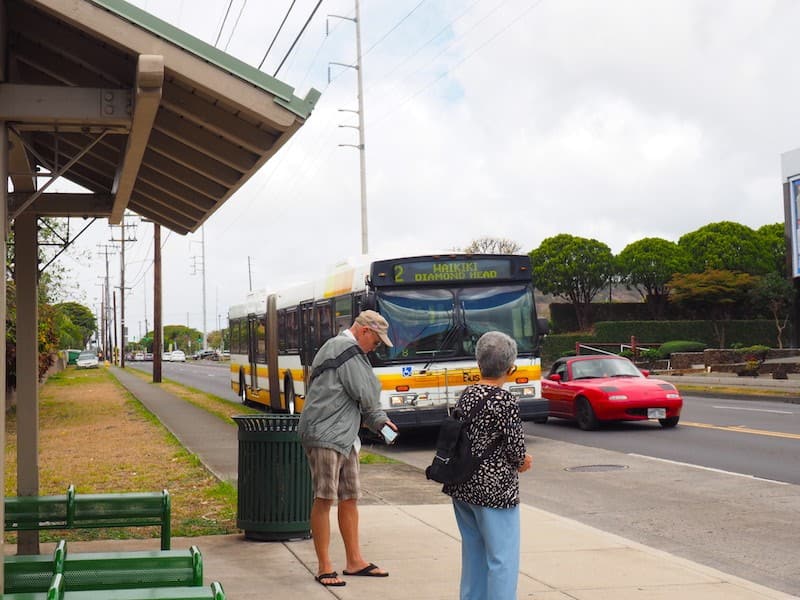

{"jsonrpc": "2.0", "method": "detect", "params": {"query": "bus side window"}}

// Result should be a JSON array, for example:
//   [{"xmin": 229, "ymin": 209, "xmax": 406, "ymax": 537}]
[
  {"xmin": 285, "ymin": 309, "xmax": 299, "ymax": 352},
  {"xmin": 316, "ymin": 301, "xmax": 333, "ymax": 348},
  {"xmin": 256, "ymin": 316, "xmax": 267, "ymax": 363},
  {"xmin": 277, "ymin": 310, "xmax": 287, "ymax": 353},
  {"xmin": 334, "ymin": 295, "xmax": 351, "ymax": 333}
]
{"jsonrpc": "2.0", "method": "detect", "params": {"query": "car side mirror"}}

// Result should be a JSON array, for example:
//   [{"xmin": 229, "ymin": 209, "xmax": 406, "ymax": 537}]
[
  {"xmin": 548, "ymin": 373, "xmax": 562, "ymax": 382},
  {"xmin": 640, "ymin": 369, "xmax": 650, "ymax": 378}
]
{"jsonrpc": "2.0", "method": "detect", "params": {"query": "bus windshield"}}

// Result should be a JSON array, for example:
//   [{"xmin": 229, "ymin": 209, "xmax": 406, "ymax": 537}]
[{"xmin": 375, "ymin": 283, "xmax": 536, "ymax": 362}]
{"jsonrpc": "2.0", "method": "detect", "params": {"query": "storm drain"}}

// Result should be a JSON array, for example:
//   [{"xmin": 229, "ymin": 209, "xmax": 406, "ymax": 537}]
[{"xmin": 565, "ymin": 464, "xmax": 629, "ymax": 472}]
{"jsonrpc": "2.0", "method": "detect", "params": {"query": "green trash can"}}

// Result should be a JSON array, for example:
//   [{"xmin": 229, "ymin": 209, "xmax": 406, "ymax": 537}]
[{"xmin": 233, "ymin": 415, "xmax": 313, "ymax": 541}]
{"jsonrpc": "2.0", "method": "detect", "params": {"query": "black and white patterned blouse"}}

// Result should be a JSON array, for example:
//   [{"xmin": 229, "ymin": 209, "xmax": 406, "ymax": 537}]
[{"xmin": 443, "ymin": 383, "xmax": 527, "ymax": 509}]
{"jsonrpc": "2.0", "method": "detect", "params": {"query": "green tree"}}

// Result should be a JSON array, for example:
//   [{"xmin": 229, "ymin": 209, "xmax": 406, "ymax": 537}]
[
  {"xmin": 54, "ymin": 302, "xmax": 96, "ymax": 348},
  {"xmin": 616, "ymin": 238, "xmax": 690, "ymax": 319},
  {"xmin": 161, "ymin": 325, "xmax": 203, "ymax": 354},
  {"xmin": 750, "ymin": 272, "xmax": 793, "ymax": 348},
  {"xmin": 678, "ymin": 221, "xmax": 770, "ymax": 275},
  {"xmin": 529, "ymin": 234, "xmax": 614, "ymax": 331},
  {"xmin": 756, "ymin": 223, "xmax": 787, "ymax": 277},
  {"xmin": 668, "ymin": 269, "xmax": 756, "ymax": 348}
]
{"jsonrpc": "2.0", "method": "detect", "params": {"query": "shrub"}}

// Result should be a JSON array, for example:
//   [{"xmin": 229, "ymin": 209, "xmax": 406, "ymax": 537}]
[{"xmin": 658, "ymin": 340, "xmax": 707, "ymax": 356}]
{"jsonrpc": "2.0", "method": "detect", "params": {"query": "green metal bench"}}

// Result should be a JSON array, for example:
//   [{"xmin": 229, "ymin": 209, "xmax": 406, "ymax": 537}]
[
  {"xmin": 5, "ymin": 541, "xmax": 202, "ymax": 594},
  {"xmin": 5, "ymin": 574, "xmax": 226, "ymax": 600},
  {"xmin": 5, "ymin": 485, "xmax": 172, "ymax": 550}
]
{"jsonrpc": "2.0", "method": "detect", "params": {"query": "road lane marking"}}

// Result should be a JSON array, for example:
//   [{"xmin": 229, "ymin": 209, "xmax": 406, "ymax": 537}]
[
  {"xmin": 711, "ymin": 405, "xmax": 794, "ymax": 415},
  {"xmin": 627, "ymin": 454, "xmax": 789, "ymax": 485},
  {"xmin": 681, "ymin": 421, "xmax": 800, "ymax": 440}
]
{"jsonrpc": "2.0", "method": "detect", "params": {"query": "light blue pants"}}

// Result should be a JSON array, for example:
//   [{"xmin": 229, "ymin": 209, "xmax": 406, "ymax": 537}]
[{"xmin": 452, "ymin": 499, "xmax": 520, "ymax": 600}]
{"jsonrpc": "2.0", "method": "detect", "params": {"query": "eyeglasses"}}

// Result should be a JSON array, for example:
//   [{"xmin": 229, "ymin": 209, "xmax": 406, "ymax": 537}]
[{"xmin": 507, "ymin": 365, "xmax": 518, "ymax": 376}]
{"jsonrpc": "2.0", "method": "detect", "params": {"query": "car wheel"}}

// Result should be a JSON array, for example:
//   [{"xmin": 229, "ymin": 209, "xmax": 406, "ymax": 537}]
[
  {"xmin": 576, "ymin": 397, "xmax": 599, "ymax": 431},
  {"xmin": 532, "ymin": 417, "xmax": 548, "ymax": 424},
  {"xmin": 659, "ymin": 416, "xmax": 680, "ymax": 428},
  {"xmin": 238, "ymin": 371, "xmax": 248, "ymax": 405},
  {"xmin": 284, "ymin": 377, "xmax": 296, "ymax": 414}
]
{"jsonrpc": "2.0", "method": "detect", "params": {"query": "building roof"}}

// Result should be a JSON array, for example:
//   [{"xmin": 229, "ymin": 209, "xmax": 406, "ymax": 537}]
[{"xmin": 3, "ymin": 0, "xmax": 320, "ymax": 234}]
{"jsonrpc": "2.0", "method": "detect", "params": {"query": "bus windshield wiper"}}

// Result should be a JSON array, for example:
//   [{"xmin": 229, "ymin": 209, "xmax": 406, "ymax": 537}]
[{"xmin": 422, "ymin": 320, "xmax": 462, "ymax": 372}]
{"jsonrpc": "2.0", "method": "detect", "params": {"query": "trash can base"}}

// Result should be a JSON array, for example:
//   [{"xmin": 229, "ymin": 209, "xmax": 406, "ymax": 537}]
[{"xmin": 244, "ymin": 529, "xmax": 311, "ymax": 542}]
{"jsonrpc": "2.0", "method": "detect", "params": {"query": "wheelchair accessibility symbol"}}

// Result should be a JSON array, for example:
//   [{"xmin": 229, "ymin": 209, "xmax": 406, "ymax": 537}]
[{"xmin": 401, "ymin": 366, "xmax": 412, "ymax": 377}]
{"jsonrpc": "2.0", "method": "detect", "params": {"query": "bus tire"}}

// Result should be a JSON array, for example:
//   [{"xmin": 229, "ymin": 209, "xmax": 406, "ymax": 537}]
[
  {"xmin": 238, "ymin": 370, "xmax": 248, "ymax": 405},
  {"xmin": 284, "ymin": 377, "xmax": 296, "ymax": 415}
]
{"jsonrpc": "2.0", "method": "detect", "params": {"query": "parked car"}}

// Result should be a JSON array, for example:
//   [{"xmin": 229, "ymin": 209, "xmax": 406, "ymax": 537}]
[
  {"xmin": 540, "ymin": 355, "xmax": 683, "ymax": 430},
  {"xmin": 162, "ymin": 352, "xmax": 172, "ymax": 362},
  {"xmin": 76, "ymin": 351, "xmax": 99, "ymax": 369},
  {"xmin": 170, "ymin": 350, "xmax": 186, "ymax": 362},
  {"xmin": 133, "ymin": 351, "xmax": 145, "ymax": 361},
  {"xmin": 193, "ymin": 349, "xmax": 216, "ymax": 360}
]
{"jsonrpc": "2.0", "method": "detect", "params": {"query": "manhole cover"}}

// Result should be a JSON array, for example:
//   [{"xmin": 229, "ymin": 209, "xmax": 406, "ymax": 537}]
[{"xmin": 565, "ymin": 464, "xmax": 629, "ymax": 472}]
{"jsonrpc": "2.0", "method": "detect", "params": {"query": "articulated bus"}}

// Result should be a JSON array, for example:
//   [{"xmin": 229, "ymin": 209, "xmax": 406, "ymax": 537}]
[{"xmin": 228, "ymin": 254, "xmax": 549, "ymax": 427}]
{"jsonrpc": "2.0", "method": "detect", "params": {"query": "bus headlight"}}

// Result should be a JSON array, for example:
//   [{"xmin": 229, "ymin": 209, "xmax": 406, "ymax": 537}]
[
  {"xmin": 508, "ymin": 385, "xmax": 537, "ymax": 398},
  {"xmin": 389, "ymin": 393, "xmax": 418, "ymax": 407}
]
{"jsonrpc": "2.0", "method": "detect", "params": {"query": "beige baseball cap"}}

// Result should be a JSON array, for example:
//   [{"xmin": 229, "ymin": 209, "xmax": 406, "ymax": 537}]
[{"xmin": 355, "ymin": 310, "xmax": 393, "ymax": 347}]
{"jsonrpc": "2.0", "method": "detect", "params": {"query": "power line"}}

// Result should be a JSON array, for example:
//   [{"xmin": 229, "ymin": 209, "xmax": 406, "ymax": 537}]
[
  {"xmin": 258, "ymin": 0, "xmax": 296, "ymax": 69},
  {"xmin": 223, "ymin": 0, "xmax": 248, "ymax": 51},
  {"xmin": 214, "ymin": 0, "xmax": 234, "ymax": 47},
  {"xmin": 274, "ymin": 0, "xmax": 324, "ymax": 77},
  {"xmin": 363, "ymin": 0, "xmax": 428, "ymax": 56}
]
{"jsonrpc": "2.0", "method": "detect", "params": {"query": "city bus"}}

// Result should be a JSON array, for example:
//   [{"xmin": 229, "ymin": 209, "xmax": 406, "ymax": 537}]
[{"xmin": 228, "ymin": 253, "xmax": 549, "ymax": 427}]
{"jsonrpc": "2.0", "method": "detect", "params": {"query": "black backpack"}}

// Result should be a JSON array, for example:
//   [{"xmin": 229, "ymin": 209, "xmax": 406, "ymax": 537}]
[{"xmin": 425, "ymin": 394, "xmax": 499, "ymax": 485}]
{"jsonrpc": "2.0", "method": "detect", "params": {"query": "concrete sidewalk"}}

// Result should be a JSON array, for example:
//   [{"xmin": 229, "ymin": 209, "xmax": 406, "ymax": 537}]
[{"xmin": 108, "ymin": 367, "xmax": 798, "ymax": 599}]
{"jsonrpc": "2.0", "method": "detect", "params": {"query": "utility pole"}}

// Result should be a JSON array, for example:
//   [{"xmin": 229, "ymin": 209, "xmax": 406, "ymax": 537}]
[
  {"xmin": 110, "ymin": 217, "xmax": 136, "ymax": 367},
  {"xmin": 97, "ymin": 244, "xmax": 116, "ymax": 361},
  {"xmin": 153, "ymin": 223, "xmax": 162, "ymax": 383},
  {"xmin": 329, "ymin": 0, "xmax": 368, "ymax": 254},
  {"xmin": 190, "ymin": 226, "xmax": 208, "ymax": 350},
  {"xmin": 247, "ymin": 256, "xmax": 253, "ymax": 291}
]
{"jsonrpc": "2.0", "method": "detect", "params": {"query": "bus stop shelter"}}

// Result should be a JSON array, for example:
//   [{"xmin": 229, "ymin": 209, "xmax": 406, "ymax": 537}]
[{"xmin": 0, "ymin": 0, "xmax": 319, "ymax": 589}]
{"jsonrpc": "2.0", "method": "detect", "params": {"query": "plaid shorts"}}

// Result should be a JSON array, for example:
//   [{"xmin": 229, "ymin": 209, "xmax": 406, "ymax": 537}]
[{"xmin": 305, "ymin": 446, "xmax": 361, "ymax": 501}]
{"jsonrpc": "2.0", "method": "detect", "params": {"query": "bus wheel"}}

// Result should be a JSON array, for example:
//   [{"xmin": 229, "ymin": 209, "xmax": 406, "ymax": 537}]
[
  {"xmin": 284, "ymin": 378, "xmax": 296, "ymax": 415},
  {"xmin": 239, "ymin": 371, "xmax": 248, "ymax": 405}
]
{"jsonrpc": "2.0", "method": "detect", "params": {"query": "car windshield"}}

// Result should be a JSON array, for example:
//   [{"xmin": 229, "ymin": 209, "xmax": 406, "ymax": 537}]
[
  {"xmin": 570, "ymin": 358, "xmax": 642, "ymax": 380},
  {"xmin": 78, "ymin": 352, "xmax": 96, "ymax": 360}
]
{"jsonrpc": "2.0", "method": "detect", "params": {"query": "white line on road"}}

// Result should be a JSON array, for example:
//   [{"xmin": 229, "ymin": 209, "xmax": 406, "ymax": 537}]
[
  {"xmin": 712, "ymin": 405, "xmax": 794, "ymax": 414},
  {"xmin": 627, "ymin": 453, "xmax": 790, "ymax": 485}
]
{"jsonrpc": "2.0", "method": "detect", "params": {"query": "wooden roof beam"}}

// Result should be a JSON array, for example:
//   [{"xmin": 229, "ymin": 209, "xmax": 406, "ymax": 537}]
[{"xmin": 110, "ymin": 54, "xmax": 163, "ymax": 224}]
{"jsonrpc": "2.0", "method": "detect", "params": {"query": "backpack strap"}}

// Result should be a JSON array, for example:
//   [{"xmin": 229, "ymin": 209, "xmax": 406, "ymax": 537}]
[
  {"xmin": 461, "ymin": 388, "xmax": 504, "ymax": 458},
  {"xmin": 309, "ymin": 344, "xmax": 363, "ymax": 384}
]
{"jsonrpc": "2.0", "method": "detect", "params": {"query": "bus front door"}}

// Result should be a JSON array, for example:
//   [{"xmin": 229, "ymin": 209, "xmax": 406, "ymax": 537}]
[{"xmin": 247, "ymin": 315, "xmax": 259, "ymax": 393}]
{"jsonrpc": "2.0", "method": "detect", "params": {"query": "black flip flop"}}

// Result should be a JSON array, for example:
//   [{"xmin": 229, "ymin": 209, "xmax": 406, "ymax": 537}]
[
  {"xmin": 343, "ymin": 562, "xmax": 389, "ymax": 577},
  {"xmin": 316, "ymin": 572, "xmax": 346, "ymax": 586}
]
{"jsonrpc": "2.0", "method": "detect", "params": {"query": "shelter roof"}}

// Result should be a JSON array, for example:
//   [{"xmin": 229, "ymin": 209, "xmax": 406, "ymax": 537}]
[{"xmin": 3, "ymin": 0, "xmax": 320, "ymax": 234}]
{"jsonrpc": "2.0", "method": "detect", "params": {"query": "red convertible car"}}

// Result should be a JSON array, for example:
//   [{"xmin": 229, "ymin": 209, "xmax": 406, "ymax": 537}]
[{"xmin": 539, "ymin": 355, "xmax": 683, "ymax": 430}]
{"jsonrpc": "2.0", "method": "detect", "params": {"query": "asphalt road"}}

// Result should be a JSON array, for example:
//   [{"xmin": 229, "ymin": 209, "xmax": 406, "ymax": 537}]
[{"xmin": 123, "ymin": 361, "xmax": 800, "ymax": 596}]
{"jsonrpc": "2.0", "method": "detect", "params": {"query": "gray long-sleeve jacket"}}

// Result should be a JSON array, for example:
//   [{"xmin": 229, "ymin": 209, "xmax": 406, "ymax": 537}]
[{"xmin": 298, "ymin": 332, "xmax": 388, "ymax": 456}]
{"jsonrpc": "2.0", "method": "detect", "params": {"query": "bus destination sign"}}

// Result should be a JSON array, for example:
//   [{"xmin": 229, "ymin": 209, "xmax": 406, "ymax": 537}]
[{"xmin": 392, "ymin": 259, "xmax": 513, "ymax": 283}]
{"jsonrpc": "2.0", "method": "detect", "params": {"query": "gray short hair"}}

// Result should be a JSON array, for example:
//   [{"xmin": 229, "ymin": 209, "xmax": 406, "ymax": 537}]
[{"xmin": 475, "ymin": 331, "xmax": 517, "ymax": 378}]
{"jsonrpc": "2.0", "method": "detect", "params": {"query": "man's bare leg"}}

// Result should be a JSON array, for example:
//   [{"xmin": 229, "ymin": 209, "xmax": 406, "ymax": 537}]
[
  {"xmin": 311, "ymin": 498, "xmax": 345, "ymax": 585},
  {"xmin": 338, "ymin": 498, "xmax": 388, "ymax": 575}
]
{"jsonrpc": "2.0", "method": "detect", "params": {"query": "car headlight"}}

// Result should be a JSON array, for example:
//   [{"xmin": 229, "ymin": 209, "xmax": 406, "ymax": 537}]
[
  {"xmin": 666, "ymin": 393, "xmax": 681, "ymax": 399},
  {"xmin": 608, "ymin": 394, "xmax": 628, "ymax": 401}
]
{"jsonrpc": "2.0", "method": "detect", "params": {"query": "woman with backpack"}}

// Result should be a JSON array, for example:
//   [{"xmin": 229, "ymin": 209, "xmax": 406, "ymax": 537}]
[{"xmin": 443, "ymin": 330, "xmax": 533, "ymax": 600}]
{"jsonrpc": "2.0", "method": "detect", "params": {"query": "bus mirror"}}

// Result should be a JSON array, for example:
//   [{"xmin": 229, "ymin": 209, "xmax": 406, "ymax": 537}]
[
  {"xmin": 363, "ymin": 291, "xmax": 377, "ymax": 311},
  {"xmin": 537, "ymin": 317, "xmax": 550, "ymax": 336}
]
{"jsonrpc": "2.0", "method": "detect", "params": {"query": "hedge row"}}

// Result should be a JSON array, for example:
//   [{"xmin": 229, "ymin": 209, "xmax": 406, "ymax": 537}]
[{"xmin": 540, "ymin": 319, "xmax": 788, "ymax": 365}]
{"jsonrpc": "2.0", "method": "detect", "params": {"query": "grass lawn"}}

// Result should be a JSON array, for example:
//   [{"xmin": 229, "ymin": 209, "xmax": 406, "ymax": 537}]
[{"xmin": 5, "ymin": 366, "xmax": 239, "ymax": 543}]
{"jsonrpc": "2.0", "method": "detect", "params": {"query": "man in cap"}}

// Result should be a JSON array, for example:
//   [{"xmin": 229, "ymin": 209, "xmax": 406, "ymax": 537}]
[{"xmin": 299, "ymin": 310, "xmax": 397, "ymax": 587}]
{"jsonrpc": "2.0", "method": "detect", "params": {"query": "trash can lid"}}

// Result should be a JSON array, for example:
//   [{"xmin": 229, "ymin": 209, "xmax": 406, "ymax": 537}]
[{"xmin": 233, "ymin": 414, "xmax": 301, "ymax": 432}]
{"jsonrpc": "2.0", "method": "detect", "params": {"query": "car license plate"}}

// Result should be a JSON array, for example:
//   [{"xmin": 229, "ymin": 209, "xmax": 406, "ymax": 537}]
[{"xmin": 648, "ymin": 408, "xmax": 666, "ymax": 419}]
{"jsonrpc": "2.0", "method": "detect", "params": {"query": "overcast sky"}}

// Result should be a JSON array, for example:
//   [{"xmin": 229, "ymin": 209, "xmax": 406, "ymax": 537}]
[{"xmin": 54, "ymin": 0, "xmax": 797, "ymax": 345}]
